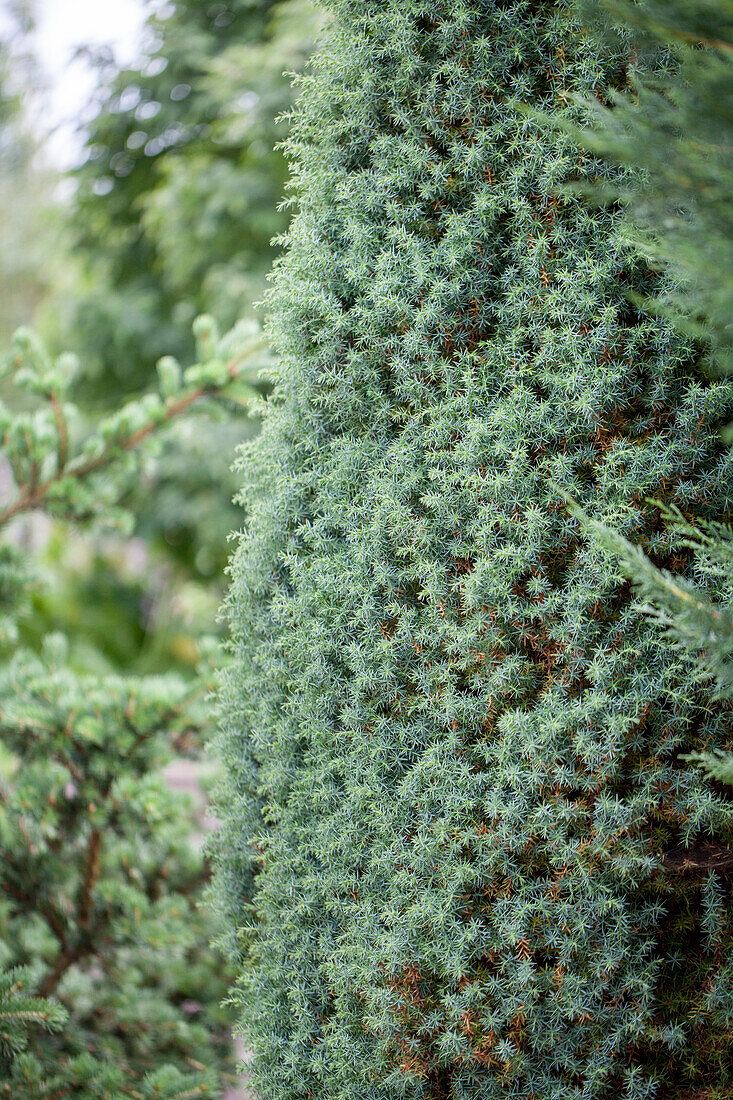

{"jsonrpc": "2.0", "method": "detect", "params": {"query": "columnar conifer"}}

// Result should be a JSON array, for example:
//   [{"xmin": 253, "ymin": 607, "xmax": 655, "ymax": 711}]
[{"xmin": 217, "ymin": 3, "xmax": 733, "ymax": 1097}]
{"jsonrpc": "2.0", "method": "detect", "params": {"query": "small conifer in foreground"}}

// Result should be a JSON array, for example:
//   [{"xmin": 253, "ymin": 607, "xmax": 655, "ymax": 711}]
[
  {"xmin": 0, "ymin": 320, "xmax": 263, "ymax": 1097},
  {"xmin": 217, "ymin": 2, "xmax": 733, "ymax": 1098}
]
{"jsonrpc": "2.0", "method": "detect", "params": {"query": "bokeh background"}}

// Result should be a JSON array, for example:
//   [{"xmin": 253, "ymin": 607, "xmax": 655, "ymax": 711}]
[
  {"xmin": 1, "ymin": 0, "xmax": 321, "ymax": 680},
  {"xmin": 0, "ymin": 4, "xmax": 320, "ymax": 1090}
]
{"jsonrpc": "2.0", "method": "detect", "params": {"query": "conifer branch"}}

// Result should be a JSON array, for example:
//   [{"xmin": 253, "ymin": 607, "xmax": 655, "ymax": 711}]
[
  {"xmin": 0, "ymin": 348, "xmax": 258, "ymax": 528},
  {"xmin": 77, "ymin": 827, "xmax": 102, "ymax": 930}
]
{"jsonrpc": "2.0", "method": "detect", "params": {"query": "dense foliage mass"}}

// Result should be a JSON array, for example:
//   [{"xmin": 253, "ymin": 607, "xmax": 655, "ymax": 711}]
[
  {"xmin": 565, "ymin": 0, "xmax": 733, "ymax": 785},
  {"xmin": 0, "ymin": 649, "xmax": 232, "ymax": 1098},
  {"xmin": 217, "ymin": 2, "xmax": 733, "ymax": 1098},
  {"xmin": 0, "ymin": 321, "xmax": 263, "ymax": 1097},
  {"xmin": 573, "ymin": 0, "xmax": 733, "ymax": 375}
]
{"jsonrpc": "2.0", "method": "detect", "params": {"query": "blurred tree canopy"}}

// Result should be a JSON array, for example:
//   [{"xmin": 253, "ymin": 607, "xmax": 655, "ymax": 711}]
[
  {"xmin": 56, "ymin": 0, "xmax": 322, "ymax": 401},
  {"xmin": 0, "ymin": 2, "xmax": 57, "ymax": 346},
  {"xmin": 12, "ymin": 0, "xmax": 323, "ymax": 670},
  {"xmin": 0, "ymin": 0, "xmax": 323, "ymax": 700},
  {"xmin": 572, "ymin": 0, "xmax": 733, "ymax": 378}
]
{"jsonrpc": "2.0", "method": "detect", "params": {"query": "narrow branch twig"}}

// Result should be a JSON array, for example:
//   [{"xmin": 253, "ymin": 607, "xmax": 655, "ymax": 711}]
[{"xmin": 0, "ymin": 355, "xmax": 246, "ymax": 528}]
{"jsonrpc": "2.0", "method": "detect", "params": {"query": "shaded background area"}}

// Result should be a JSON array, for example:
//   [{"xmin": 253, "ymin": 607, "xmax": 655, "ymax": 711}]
[
  {"xmin": 3, "ymin": 0, "xmax": 322, "ymax": 649},
  {"xmin": 0, "ymin": 0, "xmax": 322, "ymax": 1092},
  {"xmin": 2, "ymin": 0, "xmax": 322, "ymax": 658}
]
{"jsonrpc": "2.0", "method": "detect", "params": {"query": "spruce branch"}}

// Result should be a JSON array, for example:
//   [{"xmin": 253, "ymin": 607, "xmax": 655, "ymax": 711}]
[
  {"xmin": 0, "ymin": 320, "xmax": 266, "ymax": 528},
  {"xmin": 0, "ymin": 967, "xmax": 67, "ymax": 1068}
]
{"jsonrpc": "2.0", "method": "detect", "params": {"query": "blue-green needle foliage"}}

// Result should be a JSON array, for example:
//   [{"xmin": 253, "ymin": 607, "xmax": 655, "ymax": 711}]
[
  {"xmin": 0, "ymin": 967, "xmax": 66, "ymax": 1070},
  {"xmin": 217, "ymin": 2, "xmax": 733, "ymax": 1098}
]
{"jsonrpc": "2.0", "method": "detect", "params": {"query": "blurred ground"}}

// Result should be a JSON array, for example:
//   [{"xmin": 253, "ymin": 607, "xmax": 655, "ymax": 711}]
[{"xmin": 165, "ymin": 758, "xmax": 253, "ymax": 1100}]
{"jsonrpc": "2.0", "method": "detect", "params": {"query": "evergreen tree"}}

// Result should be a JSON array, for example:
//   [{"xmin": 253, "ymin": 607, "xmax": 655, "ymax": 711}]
[
  {"xmin": 0, "ymin": 320, "xmax": 263, "ymax": 1097},
  {"xmin": 217, "ymin": 3, "xmax": 733, "ymax": 1099},
  {"xmin": 47, "ymin": 0, "xmax": 321, "ymax": 589},
  {"xmin": 0, "ymin": 967, "xmax": 66, "ymax": 1074},
  {"xmin": 0, "ymin": 646, "xmax": 230, "ymax": 1099}
]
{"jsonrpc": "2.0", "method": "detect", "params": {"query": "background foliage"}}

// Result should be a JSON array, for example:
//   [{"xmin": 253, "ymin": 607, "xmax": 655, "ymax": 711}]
[
  {"xmin": 572, "ymin": 0, "xmax": 733, "ymax": 376},
  {"xmin": 0, "ymin": 3, "xmax": 57, "ymax": 348},
  {"xmin": 567, "ymin": 0, "xmax": 733, "ymax": 782},
  {"xmin": 0, "ymin": 0, "xmax": 317, "ymax": 1094},
  {"xmin": 39, "ymin": 0, "xmax": 323, "ymax": 680},
  {"xmin": 0, "ymin": 319, "xmax": 265, "ymax": 1096},
  {"xmin": 58, "ymin": 0, "xmax": 322, "ymax": 399}
]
